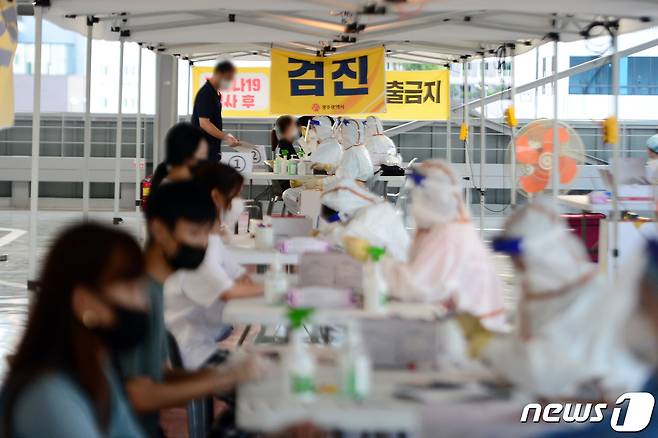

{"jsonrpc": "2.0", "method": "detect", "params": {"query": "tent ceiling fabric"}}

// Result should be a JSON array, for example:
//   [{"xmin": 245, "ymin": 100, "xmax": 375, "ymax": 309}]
[{"xmin": 38, "ymin": 0, "xmax": 658, "ymax": 62}]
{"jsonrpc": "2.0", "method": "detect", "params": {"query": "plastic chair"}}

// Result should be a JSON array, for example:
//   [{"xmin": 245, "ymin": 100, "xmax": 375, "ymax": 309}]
[{"xmin": 166, "ymin": 332, "xmax": 213, "ymax": 438}]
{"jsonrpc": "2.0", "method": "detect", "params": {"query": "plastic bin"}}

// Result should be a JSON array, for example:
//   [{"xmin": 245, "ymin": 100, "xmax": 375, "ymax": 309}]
[{"xmin": 562, "ymin": 213, "xmax": 606, "ymax": 263}]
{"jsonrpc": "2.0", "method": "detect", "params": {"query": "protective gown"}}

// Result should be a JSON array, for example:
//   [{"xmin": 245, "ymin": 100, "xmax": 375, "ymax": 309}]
[
  {"xmin": 320, "ymin": 179, "xmax": 410, "ymax": 261},
  {"xmin": 382, "ymin": 160, "xmax": 506, "ymax": 329},
  {"xmin": 482, "ymin": 198, "xmax": 650, "ymax": 398},
  {"xmin": 364, "ymin": 116, "xmax": 397, "ymax": 167}
]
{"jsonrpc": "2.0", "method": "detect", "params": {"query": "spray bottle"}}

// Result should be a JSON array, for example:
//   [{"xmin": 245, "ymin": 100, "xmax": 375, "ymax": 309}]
[
  {"xmin": 264, "ymin": 253, "xmax": 288, "ymax": 304},
  {"xmin": 362, "ymin": 246, "xmax": 388, "ymax": 314},
  {"xmin": 339, "ymin": 321, "xmax": 372, "ymax": 400},
  {"xmin": 283, "ymin": 308, "xmax": 316, "ymax": 402},
  {"xmin": 280, "ymin": 150, "xmax": 289, "ymax": 176}
]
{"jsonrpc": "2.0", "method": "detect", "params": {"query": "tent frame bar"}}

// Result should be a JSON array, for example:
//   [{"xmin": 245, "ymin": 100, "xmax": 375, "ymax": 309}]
[
  {"xmin": 113, "ymin": 38, "xmax": 125, "ymax": 223},
  {"xmin": 28, "ymin": 5, "xmax": 43, "ymax": 288},
  {"xmin": 82, "ymin": 19, "xmax": 93, "ymax": 219},
  {"xmin": 385, "ymin": 36, "xmax": 658, "ymax": 137}
]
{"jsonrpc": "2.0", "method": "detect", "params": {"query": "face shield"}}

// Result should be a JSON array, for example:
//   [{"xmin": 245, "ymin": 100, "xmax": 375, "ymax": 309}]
[
  {"xmin": 336, "ymin": 119, "xmax": 364, "ymax": 150},
  {"xmin": 492, "ymin": 198, "xmax": 594, "ymax": 294},
  {"xmin": 364, "ymin": 116, "xmax": 384, "ymax": 137},
  {"xmin": 405, "ymin": 161, "xmax": 468, "ymax": 229}
]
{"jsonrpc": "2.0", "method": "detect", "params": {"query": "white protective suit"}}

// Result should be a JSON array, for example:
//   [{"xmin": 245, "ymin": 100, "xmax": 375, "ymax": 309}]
[
  {"xmin": 382, "ymin": 160, "xmax": 506, "ymax": 329},
  {"xmin": 482, "ymin": 197, "xmax": 650, "ymax": 398},
  {"xmin": 364, "ymin": 116, "xmax": 397, "ymax": 167},
  {"xmin": 282, "ymin": 116, "xmax": 343, "ymax": 214},
  {"xmin": 331, "ymin": 119, "xmax": 374, "ymax": 184},
  {"xmin": 383, "ymin": 160, "xmax": 505, "ymax": 329},
  {"xmin": 307, "ymin": 116, "xmax": 343, "ymax": 167},
  {"xmin": 320, "ymin": 179, "xmax": 410, "ymax": 260}
]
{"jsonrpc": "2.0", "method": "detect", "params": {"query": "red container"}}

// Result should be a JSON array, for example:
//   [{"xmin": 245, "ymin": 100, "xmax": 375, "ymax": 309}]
[
  {"xmin": 562, "ymin": 213, "xmax": 606, "ymax": 263},
  {"xmin": 140, "ymin": 175, "xmax": 152, "ymax": 212}
]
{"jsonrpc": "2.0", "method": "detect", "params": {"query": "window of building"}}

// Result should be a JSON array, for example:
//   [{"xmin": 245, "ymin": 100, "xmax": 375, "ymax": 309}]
[
  {"xmin": 569, "ymin": 56, "xmax": 658, "ymax": 95},
  {"xmin": 13, "ymin": 43, "xmax": 74, "ymax": 75}
]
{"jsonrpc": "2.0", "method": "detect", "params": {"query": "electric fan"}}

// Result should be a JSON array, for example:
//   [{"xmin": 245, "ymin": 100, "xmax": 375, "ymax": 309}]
[{"xmin": 508, "ymin": 119, "xmax": 585, "ymax": 197}]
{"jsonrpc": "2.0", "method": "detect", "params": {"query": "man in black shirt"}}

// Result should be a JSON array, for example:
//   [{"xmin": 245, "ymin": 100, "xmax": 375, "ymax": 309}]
[{"xmin": 191, "ymin": 60, "xmax": 239, "ymax": 162}]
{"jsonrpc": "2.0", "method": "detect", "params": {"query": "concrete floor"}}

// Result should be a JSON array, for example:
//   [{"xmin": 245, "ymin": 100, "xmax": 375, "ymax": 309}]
[
  {"xmin": 0, "ymin": 209, "xmax": 145, "ymax": 378},
  {"xmin": 0, "ymin": 208, "xmax": 517, "ymax": 380}
]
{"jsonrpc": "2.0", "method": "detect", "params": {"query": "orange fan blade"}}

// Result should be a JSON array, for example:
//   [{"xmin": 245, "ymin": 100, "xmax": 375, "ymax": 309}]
[
  {"xmin": 541, "ymin": 127, "xmax": 570, "ymax": 152},
  {"xmin": 519, "ymin": 169, "xmax": 550, "ymax": 193},
  {"xmin": 516, "ymin": 135, "xmax": 540, "ymax": 165},
  {"xmin": 559, "ymin": 156, "xmax": 578, "ymax": 184}
]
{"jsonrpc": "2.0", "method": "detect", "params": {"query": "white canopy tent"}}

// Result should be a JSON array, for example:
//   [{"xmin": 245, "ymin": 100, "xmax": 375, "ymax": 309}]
[
  {"xmin": 35, "ymin": 0, "xmax": 657, "ymax": 61},
  {"xmin": 19, "ymin": 0, "xmax": 658, "ymax": 285}
]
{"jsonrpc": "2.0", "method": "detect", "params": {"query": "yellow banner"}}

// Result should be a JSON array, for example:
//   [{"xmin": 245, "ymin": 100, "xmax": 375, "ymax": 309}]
[
  {"xmin": 376, "ymin": 70, "xmax": 449, "ymax": 121},
  {"xmin": 270, "ymin": 47, "xmax": 386, "ymax": 116},
  {"xmin": 191, "ymin": 66, "xmax": 271, "ymax": 118},
  {"xmin": 191, "ymin": 65, "xmax": 449, "ymax": 121},
  {"xmin": 0, "ymin": 0, "xmax": 18, "ymax": 129}
]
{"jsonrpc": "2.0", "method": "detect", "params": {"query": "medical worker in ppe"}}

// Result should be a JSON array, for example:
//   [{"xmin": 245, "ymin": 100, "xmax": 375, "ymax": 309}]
[
  {"xmin": 548, "ymin": 239, "xmax": 658, "ymax": 437},
  {"xmin": 320, "ymin": 179, "xmax": 410, "ymax": 260},
  {"xmin": 377, "ymin": 160, "xmax": 505, "ymax": 329},
  {"xmin": 306, "ymin": 115, "xmax": 343, "ymax": 169},
  {"xmin": 462, "ymin": 198, "xmax": 650, "ymax": 399},
  {"xmin": 284, "ymin": 119, "xmax": 373, "ymax": 214},
  {"xmin": 646, "ymin": 134, "xmax": 658, "ymax": 183},
  {"xmin": 333, "ymin": 118, "xmax": 374, "ymax": 183},
  {"xmin": 364, "ymin": 116, "xmax": 398, "ymax": 167},
  {"xmin": 282, "ymin": 116, "xmax": 342, "ymax": 213}
]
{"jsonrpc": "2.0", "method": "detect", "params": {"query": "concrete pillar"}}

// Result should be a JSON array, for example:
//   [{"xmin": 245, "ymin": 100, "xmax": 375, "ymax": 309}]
[
  {"xmin": 120, "ymin": 183, "xmax": 135, "ymax": 210},
  {"xmin": 153, "ymin": 54, "xmax": 178, "ymax": 167},
  {"xmin": 11, "ymin": 182, "xmax": 29, "ymax": 209}
]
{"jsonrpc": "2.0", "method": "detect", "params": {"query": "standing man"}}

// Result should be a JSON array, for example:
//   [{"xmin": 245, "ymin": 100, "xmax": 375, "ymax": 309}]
[{"xmin": 192, "ymin": 60, "xmax": 240, "ymax": 162}]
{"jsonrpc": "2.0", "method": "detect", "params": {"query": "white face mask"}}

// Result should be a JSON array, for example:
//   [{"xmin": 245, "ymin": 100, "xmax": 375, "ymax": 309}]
[
  {"xmin": 222, "ymin": 197, "xmax": 245, "ymax": 227},
  {"xmin": 219, "ymin": 79, "xmax": 232, "ymax": 91}
]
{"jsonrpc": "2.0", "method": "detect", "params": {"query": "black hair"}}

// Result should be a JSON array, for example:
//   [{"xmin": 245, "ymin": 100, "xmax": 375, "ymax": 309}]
[
  {"xmin": 193, "ymin": 161, "xmax": 245, "ymax": 208},
  {"xmin": 271, "ymin": 115, "xmax": 295, "ymax": 152},
  {"xmin": 214, "ymin": 60, "xmax": 236, "ymax": 75},
  {"xmin": 2, "ymin": 223, "xmax": 144, "ymax": 436},
  {"xmin": 151, "ymin": 122, "xmax": 205, "ymax": 191},
  {"xmin": 146, "ymin": 180, "xmax": 217, "ymax": 230}
]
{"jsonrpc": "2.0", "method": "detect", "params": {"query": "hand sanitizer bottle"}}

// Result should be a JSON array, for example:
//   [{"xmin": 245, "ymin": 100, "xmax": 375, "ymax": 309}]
[
  {"xmin": 339, "ymin": 321, "xmax": 372, "ymax": 400},
  {"xmin": 362, "ymin": 246, "xmax": 388, "ymax": 314},
  {"xmin": 264, "ymin": 253, "xmax": 288, "ymax": 304}
]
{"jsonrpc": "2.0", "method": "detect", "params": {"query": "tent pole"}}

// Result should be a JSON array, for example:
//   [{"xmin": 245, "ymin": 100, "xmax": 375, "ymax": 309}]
[
  {"xmin": 510, "ymin": 47, "xmax": 518, "ymax": 208},
  {"xmin": 27, "ymin": 6, "xmax": 43, "ymax": 288},
  {"xmin": 610, "ymin": 27, "xmax": 621, "ymax": 277},
  {"xmin": 446, "ymin": 65, "xmax": 452, "ymax": 163},
  {"xmin": 479, "ymin": 55, "xmax": 486, "ymax": 236},
  {"xmin": 463, "ymin": 59, "xmax": 471, "ymax": 209},
  {"xmin": 113, "ymin": 39, "xmax": 125, "ymax": 224},
  {"xmin": 82, "ymin": 18, "xmax": 94, "ymax": 220},
  {"xmin": 187, "ymin": 60, "xmax": 193, "ymax": 115},
  {"xmin": 551, "ymin": 36, "xmax": 560, "ymax": 201},
  {"xmin": 135, "ymin": 45, "xmax": 143, "ymax": 241}
]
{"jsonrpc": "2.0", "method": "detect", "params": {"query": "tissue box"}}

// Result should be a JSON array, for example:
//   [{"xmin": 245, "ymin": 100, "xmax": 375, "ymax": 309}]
[{"xmin": 276, "ymin": 237, "xmax": 330, "ymax": 254}]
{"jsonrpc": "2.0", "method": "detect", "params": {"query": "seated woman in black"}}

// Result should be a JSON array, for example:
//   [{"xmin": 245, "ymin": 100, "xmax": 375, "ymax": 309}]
[{"xmin": 271, "ymin": 115, "xmax": 301, "ymax": 159}]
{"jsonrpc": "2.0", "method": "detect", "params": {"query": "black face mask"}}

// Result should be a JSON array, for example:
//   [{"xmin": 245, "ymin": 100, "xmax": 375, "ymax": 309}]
[
  {"xmin": 94, "ymin": 304, "xmax": 149, "ymax": 351},
  {"xmin": 169, "ymin": 243, "xmax": 207, "ymax": 271}
]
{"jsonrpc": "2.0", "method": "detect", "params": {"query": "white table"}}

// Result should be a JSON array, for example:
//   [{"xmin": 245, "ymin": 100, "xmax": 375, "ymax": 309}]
[
  {"xmin": 223, "ymin": 297, "xmax": 439, "ymax": 326},
  {"xmin": 246, "ymin": 171, "xmax": 406, "ymax": 187},
  {"xmin": 237, "ymin": 365, "xmax": 426, "ymax": 434},
  {"xmin": 237, "ymin": 363, "xmax": 556, "ymax": 436},
  {"xmin": 558, "ymin": 194, "xmax": 655, "ymax": 214},
  {"xmin": 227, "ymin": 234, "xmax": 299, "ymax": 266}
]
